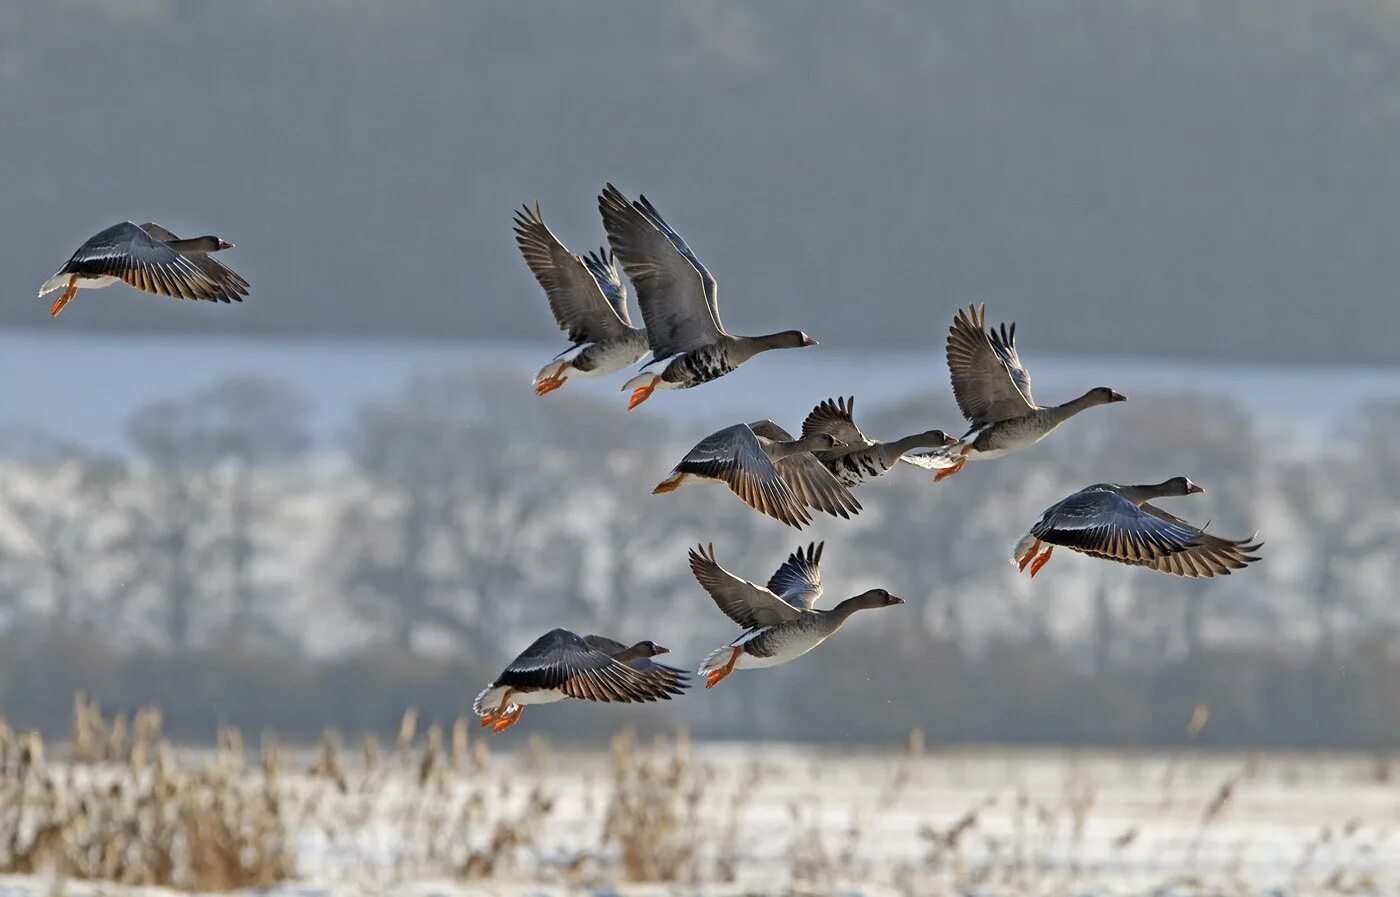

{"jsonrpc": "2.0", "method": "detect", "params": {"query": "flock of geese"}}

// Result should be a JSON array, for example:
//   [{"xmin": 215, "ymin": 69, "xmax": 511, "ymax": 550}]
[{"xmin": 39, "ymin": 187, "xmax": 1262, "ymax": 733}]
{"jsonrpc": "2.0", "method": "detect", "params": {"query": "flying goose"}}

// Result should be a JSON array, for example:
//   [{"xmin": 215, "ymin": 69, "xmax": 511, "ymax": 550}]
[
  {"xmin": 689, "ymin": 543, "xmax": 904, "ymax": 688},
  {"xmin": 39, "ymin": 221, "xmax": 247, "ymax": 317},
  {"xmin": 598, "ymin": 184, "xmax": 818, "ymax": 410},
  {"xmin": 933, "ymin": 303, "xmax": 1127, "ymax": 482},
  {"xmin": 473, "ymin": 628, "xmax": 688, "ymax": 732},
  {"xmin": 800, "ymin": 396, "xmax": 961, "ymax": 487},
  {"xmin": 512, "ymin": 203, "xmax": 649, "ymax": 395},
  {"xmin": 1013, "ymin": 477, "xmax": 1263, "ymax": 578},
  {"xmin": 652, "ymin": 421, "xmax": 861, "ymax": 529}
]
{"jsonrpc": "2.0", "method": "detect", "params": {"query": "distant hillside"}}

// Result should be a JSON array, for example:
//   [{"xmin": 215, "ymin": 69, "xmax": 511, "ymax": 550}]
[{"xmin": 1, "ymin": 1, "xmax": 1395, "ymax": 364}]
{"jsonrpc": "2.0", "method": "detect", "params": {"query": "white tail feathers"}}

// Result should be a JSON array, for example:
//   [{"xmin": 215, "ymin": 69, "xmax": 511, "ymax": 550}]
[
  {"xmin": 472, "ymin": 684, "xmax": 509, "ymax": 717},
  {"xmin": 901, "ymin": 444, "xmax": 964, "ymax": 471},
  {"xmin": 532, "ymin": 360, "xmax": 569, "ymax": 386},
  {"xmin": 1011, "ymin": 532, "xmax": 1038, "ymax": 567},
  {"xmin": 37, "ymin": 274, "xmax": 69, "ymax": 297},
  {"xmin": 621, "ymin": 371, "xmax": 660, "ymax": 393},
  {"xmin": 697, "ymin": 645, "xmax": 734, "ymax": 676}
]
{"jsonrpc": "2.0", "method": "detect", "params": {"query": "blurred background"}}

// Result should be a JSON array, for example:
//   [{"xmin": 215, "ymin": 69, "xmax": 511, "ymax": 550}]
[{"xmin": 0, "ymin": 1, "xmax": 1396, "ymax": 747}]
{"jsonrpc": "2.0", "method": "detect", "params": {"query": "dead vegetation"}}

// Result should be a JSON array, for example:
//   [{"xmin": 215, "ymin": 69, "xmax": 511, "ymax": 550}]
[{"xmin": 0, "ymin": 695, "xmax": 1392, "ymax": 893}]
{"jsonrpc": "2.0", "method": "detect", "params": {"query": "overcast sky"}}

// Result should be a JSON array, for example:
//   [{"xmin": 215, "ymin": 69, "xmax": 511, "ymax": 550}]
[{"xmin": 1, "ymin": 1, "xmax": 1394, "ymax": 363}]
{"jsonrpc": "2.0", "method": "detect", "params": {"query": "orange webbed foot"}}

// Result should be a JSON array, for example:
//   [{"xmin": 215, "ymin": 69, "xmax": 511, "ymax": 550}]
[
  {"xmin": 626, "ymin": 377, "xmax": 659, "ymax": 411},
  {"xmin": 1017, "ymin": 539, "xmax": 1043, "ymax": 573},
  {"xmin": 534, "ymin": 374, "xmax": 567, "ymax": 396},
  {"xmin": 932, "ymin": 452, "xmax": 968, "ymax": 483},
  {"xmin": 50, "ymin": 277, "xmax": 77, "ymax": 317},
  {"xmin": 1029, "ymin": 546, "xmax": 1054, "ymax": 578}
]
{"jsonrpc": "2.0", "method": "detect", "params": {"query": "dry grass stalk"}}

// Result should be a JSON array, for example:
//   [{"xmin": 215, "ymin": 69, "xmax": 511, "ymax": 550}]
[
  {"xmin": 397, "ymin": 707, "xmax": 418, "ymax": 750},
  {"xmin": 601, "ymin": 730, "xmax": 706, "ymax": 882}
]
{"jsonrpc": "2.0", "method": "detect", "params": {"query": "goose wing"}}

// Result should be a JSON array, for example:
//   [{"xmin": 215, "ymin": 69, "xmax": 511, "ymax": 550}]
[
  {"xmin": 44, "ymin": 221, "xmax": 227, "ymax": 301},
  {"xmin": 582, "ymin": 635, "xmax": 689, "ymax": 695},
  {"xmin": 632, "ymin": 193, "xmax": 720, "ymax": 329},
  {"xmin": 766, "ymin": 542, "xmax": 824, "ymax": 609},
  {"xmin": 513, "ymin": 203, "xmax": 630, "ymax": 343},
  {"xmin": 688, "ymin": 543, "xmax": 807, "ymax": 629},
  {"xmin": 671, "ymin": 423, "xmax": 812, "ymax": 528},
  {"xmin": 139, "ymin": 223, "xmax": 248, "ymax": 302},
  {"xmin": 495, "ymin": 629, "xmax": 677, "ymax": 702},
  {"xmin": 749, "ymin": 420, "xmax": 862, "ymax": 521},
  {"xmin": 599, "ymin": 184, "xmax": 721, "ymax": 360},
  {"xmin": 580, "ymin": 247, "xmax": 634, "ymax": 327},
  {"xmin": 1137, "ymin": 503, "xmax": 1264, "ymax": 577},
  {"xmin": 801, "ymin": 396, "xmax": 869, "ymax": 446},
  {"xmin": 1029, "ymin": 488, "xmax": 1208, "ymax": 568},
  {"xmin": 946, "ymin": 302, "xmax": 1036, "ymax": 425}
]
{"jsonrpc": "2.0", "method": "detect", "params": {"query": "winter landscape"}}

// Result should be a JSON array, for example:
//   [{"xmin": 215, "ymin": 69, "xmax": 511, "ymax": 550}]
[{"xmin": 6, "ymin": 3, "xmax": 1400, "ymax": 896}]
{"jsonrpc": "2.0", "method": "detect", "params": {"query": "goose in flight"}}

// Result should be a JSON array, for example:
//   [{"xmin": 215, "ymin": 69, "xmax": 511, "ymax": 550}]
[
  {"xmin": 652, "ymin": 420, "xmax": 860, "ymax": 529},
  {"xmin": 598, "ymin": 184, "xmax": 817, "ymax": 410},
  {"xmin": 512, "ymin": 203, "xmax": 649, "ymax": 395},
  {"xmin": 800, "ymin": 396, "xmax": 960, "ymax": 487},
  {"xmin": 934, "ymin": 303, "xmax": 1126, "ymax": 482},
  {"xmin": 473, "ymin": 628, "xmax": 687, "ymax": 732},
  {"xmin": 1013, "ymin": 477, "xmax": 1263, "ymax": 578},
  {"xmin": 689, "ymin": 543, "xmax": 903, "ymax": 688},
  {"xmin": 39, "ymin": 221, "xmax": 247, "ymax": 317}
]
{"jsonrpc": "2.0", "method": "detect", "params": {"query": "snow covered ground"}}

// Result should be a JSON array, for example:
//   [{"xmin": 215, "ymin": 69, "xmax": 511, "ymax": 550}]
[{"xmin": 2, "ymin": 741, "xmax": 1394, "ymax": 896}]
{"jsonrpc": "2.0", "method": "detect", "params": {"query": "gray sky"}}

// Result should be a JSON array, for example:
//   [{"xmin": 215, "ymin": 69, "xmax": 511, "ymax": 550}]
[{"xmin": 1, "ymin": 1, "xmax": 1394, "ymax": 363}]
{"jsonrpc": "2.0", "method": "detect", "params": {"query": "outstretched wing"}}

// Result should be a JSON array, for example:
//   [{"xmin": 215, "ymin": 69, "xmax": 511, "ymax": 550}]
[
  {"xmin": 580, "ymin": 247, "xmax": 633, "ymax": 327},
  {"xmin": 774, "ymin": 452, "xmax": 862, "ymax": 520},
  {"xmin": 801, "ymin": 397, "xmax": 868, "ymax": 446},
  {"xmin": 946, "ymin": 302, "xmax": 1035, "ymax": 425},
  {"xmin": 672, "ymin": 424, "xmax": 812, "ymax": 528},
  {"xmin": 632, "ymin": 193, "xmax": 720, "ymax": 329},
  {"xmin": 599, "ymin": 184, "xmax": 721, "ymax": 360},
  {"xmin": 138, "ymin": 222, "xmax": 249, "ymax": 301},
  {"xmin": 582, "ymin": 634, "xmax": 689, "ymax": 695},
  {"xmin": 748, "ymin": 419, "xmax": 861, "ymax": 520},
  {"xmin": 1029, "ymin": 488, "xmax": 1209, "ymax": 569},
  {"xmin": 513, "ymin": 203, "xmax": 630, "ymax": 343},
  {"xmin": 986, "ymin": 320, "xmax": 1034, "ymax": 406},
  {"xmin": 1138, "ymin": 503, "xmax": 1263, "ymax": 577},
  {"xmin": 766, "ymin": 542, "xmax": 824, "ymax": 609},
  {"xmin": 688, "ymin": 543, "xmax": 807, "ymax": 630},
  {"xmin": 495, "ymin": 628, "xmax": 677, "ymax": 702}
]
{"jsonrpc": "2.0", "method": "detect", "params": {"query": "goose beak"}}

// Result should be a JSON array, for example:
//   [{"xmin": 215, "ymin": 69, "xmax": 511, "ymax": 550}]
[
  {"xmin": 889, "ymin": 595, "xmax": 905, "ymax": 605},
  {"xmin": 801, "ymin": 336, "xmax": 819, "ymax": 347},
  {"xmin": 217, "ymin": 239, "xmax": 235, "ymax": 250},
  {"xmin": 942, "ymin": 432, "xmax": 959, "ymax": 446},
  {"xmin": 1187, "ymin": 483, "xmax": 1206, "ymax": 494},
  {"xmin": 1110, "ymin": 391, "xmax": 1128, "ymax": 403},
  {"xmin": 652, "ymin": 644, "xmax": 670, "ymax": 655}
]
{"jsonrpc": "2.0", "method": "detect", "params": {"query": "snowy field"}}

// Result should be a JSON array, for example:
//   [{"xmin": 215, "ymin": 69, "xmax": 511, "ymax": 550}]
[{"xmin": 1, "ymin": 737, "xmax": 1395, "ymax": 896}]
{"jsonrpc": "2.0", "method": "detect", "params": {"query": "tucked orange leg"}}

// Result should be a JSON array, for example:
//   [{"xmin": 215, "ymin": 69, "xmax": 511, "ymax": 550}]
[
  {"xmin": 50, "ymin": 276, "xmax": 78, "ymax": 317},
  {"xmin": 1017, "ymin": 539, "xmax": 1043, "ymax": 572},
  {"xmin": 932, "ymin": 447, "xmax": 970, "ymax": 483},
  {"xmin": 1029, "ymin": 545, "xmax": 1054, "ymax": 578},
  {"xmin": 481, "ymin": 691, "xmax": 513, "ymax": 728},
  {"xmin": 705, "ymin": 648, "xmax": 743, "ymax": 689},
  {"xmin": 534, "ymin": 373, "xmax": 568, "ymax": 396},
  {"xmin": 492, "ymin": 706, "xmax": 523, "ymax": 733},
  {"xmin": 627, "ymin": 376, "xmax": 661, "ymax": 411}
]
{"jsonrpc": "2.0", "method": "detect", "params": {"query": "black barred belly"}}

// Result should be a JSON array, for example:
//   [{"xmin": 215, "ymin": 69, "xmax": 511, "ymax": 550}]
[
  {"xmin": 664, "ymin": 346, "xmax": 735, "ymax": 388},
  {"xmin": 832, "ymin": 452, "xmax": 889, "ymax": 487}
]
